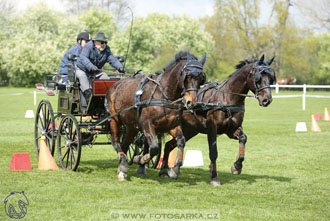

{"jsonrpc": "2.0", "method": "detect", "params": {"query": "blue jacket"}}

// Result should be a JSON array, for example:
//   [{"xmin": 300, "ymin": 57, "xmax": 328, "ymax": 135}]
[
  {"xmin": 59, "ymin": 43, "xmax": 83, "ymax": 81},
  {"xmin": 76, "ymin": 40, "xmax": 123, "ymax": 74}
]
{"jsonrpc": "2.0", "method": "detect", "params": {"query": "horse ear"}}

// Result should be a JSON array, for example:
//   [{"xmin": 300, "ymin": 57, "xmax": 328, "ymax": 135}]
[
  {"xmin": 266, "ymin": 56, "xmax": 275, "ymax": 66},
  {"xmin": 258, "ymin": 54, "xmax": 265, "ymax": 65},
  {"xmin": 200, "ymin": 53, "xmax": 207, "ymax": 66},
  {"xmin": 186, "ymin": 51, "xmax": 192, "ymax": 61}
]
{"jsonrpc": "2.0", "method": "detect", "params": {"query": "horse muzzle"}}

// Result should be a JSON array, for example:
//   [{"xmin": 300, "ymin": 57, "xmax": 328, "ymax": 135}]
[
  {"xmin": 183, "ymin": 91, "xmax": 197, "ymax": 109},
  {"xmin": 258, "ymin": 95, "xmax": 272, "ymax": 107}
]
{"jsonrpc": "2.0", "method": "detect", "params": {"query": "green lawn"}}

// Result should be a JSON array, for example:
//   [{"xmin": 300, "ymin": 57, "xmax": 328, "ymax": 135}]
[{"xmin": 0, "ymin": 87, "xmax": 329, "ymax": 220}]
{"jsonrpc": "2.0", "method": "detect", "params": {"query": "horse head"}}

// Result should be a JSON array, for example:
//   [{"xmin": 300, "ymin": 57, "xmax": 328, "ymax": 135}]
[
  {"xmin": 248, "ymin": 54, "xmax": 276, "ymax": 107},
  {"xmin": 181, "ymin": 52, "xmax": 207, "ymax": 109}
]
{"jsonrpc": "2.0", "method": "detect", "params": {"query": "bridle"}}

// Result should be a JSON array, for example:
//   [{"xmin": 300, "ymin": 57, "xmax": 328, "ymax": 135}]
[
  {"xmin": 180, "ymin": 63, "xmax": 205, "ymax": 96},
  {"xmin": 248, "ymin": 62, "xmax": 275, "ymax": 97}
]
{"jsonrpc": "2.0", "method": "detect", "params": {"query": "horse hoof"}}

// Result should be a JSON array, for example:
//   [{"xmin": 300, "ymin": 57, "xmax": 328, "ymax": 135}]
[
  {"xmin": 136, "ymin": 165, "xmax": 147, "ymax": 174},
  {"xmin": 159, "ymin": 169, "xmax": 169, "ymax": 178},
  {"xmin": 231, "ymin": 165, "xmax": 242, "ymax": 175},
  {"xmin": 118, "ymin": 171, "xmax": 127, "ymax": 181},
  {"xmin": 210, "ymin": 178, "xmax": 221, "ymax": 187},
  {"xmin": 168, "ymin": 168, "xmax": 178, "ymax": 179},
  {"xmin": 133, "ymin": 155, "xmax": 140, "ymax": 164}
]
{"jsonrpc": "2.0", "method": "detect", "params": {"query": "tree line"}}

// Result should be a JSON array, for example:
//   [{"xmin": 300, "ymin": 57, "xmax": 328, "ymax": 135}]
[{"xmin": 0, "ymin": 0, "xmax": 329, "ymax": 87}]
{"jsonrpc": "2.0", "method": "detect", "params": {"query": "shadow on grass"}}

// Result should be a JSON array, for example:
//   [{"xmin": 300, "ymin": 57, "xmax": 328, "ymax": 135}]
[{"xmin": 77, "ymin": 158, "xmax": 292, "ymax": 186}]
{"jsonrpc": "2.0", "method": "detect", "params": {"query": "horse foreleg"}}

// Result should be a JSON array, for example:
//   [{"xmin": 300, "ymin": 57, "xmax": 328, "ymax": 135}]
[
  {"xmin": 231, "ymin": 127, "xmax": 247, "ymax": 175},
  {"xmin": 168, "ymin": 128, "xmax": 185, "ymax": 179},
  {"xmin": 110, "ymin": 118, "xmax": 128, "ymax": 181},
  {"xmin": 207, "ymin": 125, "xmax": 221, "ymax": 186},
  {"xmin": 133, "ymin": 122, "xmax": 159, "ymax": 166},
  {"xmin": 159, "ymin": 138, "xmax": 177, "ymax": 177}
]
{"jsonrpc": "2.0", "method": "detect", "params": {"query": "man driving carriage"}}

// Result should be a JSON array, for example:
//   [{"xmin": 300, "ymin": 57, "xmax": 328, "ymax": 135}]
[
  {"xmin": 59, "ymin": 32, "xmax": 91, "ymax": 82},
  {"xmin": 76, "ymin": 32, "xmax": 125, "ymax": 104}
]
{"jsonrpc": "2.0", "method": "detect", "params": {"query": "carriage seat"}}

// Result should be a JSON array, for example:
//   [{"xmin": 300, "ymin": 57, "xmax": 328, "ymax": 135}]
[{"xmin": 92, "ymin": 78, "xmax": 120, "ymax": 96}]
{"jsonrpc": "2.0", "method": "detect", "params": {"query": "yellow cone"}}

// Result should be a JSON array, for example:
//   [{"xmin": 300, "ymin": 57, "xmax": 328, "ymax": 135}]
[
  {"xmin": 38, "ymin": 136, "xmax": 59, "ymax": 170},
  {"xmin": 324, "ymin": 107, "xmax": 330, "ymax": 121},
  {"xmin": 311, "ymin": 115, "xmax": 321, "ymax": 132}
]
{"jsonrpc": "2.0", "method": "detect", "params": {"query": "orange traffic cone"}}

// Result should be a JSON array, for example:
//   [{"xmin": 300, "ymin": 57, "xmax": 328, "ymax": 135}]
[
  {"xmin": 168, "ymin": 149, "xmax": 177, "ymax": 168},
  {"xmin": 311, "ymin": 114, "xmax": 321, "ymax": 132},
  {"xmin": 156, "ymin": 149, "xmax": 177, "ymax": 168},
  {"xmin": 324, "ymin": 107, "xmax": 330, "ymax": 121},
  {"xmin": 38, "ymin": 136, "xmax": 59, "ymax": 170}
]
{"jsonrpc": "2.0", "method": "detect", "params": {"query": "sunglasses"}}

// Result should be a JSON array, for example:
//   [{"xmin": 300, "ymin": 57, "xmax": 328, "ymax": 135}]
[{"xmin": 100, "ymin": 41, "xmax": 107, "ymax": 45}]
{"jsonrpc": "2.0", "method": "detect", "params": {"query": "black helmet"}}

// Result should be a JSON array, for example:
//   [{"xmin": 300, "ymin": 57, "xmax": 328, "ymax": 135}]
[{"xmin": 77, "ymin": 32, "xmax": 91, "ymax": 41}]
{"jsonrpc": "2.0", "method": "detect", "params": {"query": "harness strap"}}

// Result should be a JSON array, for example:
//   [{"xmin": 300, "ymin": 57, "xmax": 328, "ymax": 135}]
[{"xmin": 194, "ymin": 102, "xmax": 245, "ymax": 113}]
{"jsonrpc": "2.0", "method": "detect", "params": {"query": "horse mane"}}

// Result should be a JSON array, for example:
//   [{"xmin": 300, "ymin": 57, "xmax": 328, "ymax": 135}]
[
  {"xmin": 228, "ymin": 57, "xmax": 257, "ymax": 78},
  {"xmin": 163, "ymin": 51, "xmax": 198, "ymax": 72}
]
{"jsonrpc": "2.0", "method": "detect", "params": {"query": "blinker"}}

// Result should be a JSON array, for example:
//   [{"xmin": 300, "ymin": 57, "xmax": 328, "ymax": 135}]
[
  {"xmin": 185, "ymin": 60, "xmax": 203, "ymax": 77},
  {"xmin": 186, "ymin": 66, "xmax": 203, "ymax": 76}
]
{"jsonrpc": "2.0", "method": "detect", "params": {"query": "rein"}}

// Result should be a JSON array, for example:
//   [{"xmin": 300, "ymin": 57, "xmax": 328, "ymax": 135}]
[{"xmin": 221, "ymin": 91, "xmax": 255, "ymax": 98}]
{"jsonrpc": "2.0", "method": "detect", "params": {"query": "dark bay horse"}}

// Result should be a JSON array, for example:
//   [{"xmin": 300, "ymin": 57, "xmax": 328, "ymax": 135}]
[
  {"xmin": 160, "ymin": 55, "xmax": 276, "ymax": 186},
  {"xmin": 106, "ymin": 51, "xmax": 206, "ymax": 180}
]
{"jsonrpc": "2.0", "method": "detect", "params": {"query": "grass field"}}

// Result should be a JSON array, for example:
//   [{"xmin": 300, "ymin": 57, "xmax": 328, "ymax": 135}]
[{"xmin": 0, "ymin": 87, "xmax": 329, "ymax": 220}]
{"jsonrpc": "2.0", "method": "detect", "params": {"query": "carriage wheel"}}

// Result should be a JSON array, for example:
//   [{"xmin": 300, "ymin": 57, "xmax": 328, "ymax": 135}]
[
  {"xmin": 57, "ymin": 114, "xmax": 82, "ymax": 171},
  {"xmin": 128, "ymin": 132, "xmax": 161, "ymax": 169},
  {"xmin": 34, "ymin": 100, "xmax": 56, "ymax": 161},
  {"xmin": 127, "ymin": 143, "xmax": 137, "ymax": 165},
  {"xmin": 127, "ymin": 132, "xmax": 144, "ymax": 165}
]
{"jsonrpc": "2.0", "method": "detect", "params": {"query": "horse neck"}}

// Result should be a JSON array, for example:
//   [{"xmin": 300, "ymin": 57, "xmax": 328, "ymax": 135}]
[
  {"xmin": 220, "ymin": 65, "xmax": 252, "ymax": 104},
  {"xmin": 160, "ymin": 61, "xmax": 185, "ymax": 100}
]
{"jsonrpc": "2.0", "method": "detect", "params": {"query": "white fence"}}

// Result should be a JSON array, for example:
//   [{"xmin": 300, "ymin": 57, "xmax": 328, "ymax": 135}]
[{"xmin": 270, "ymin": 84, "xmax": 330, "ymax": 110}]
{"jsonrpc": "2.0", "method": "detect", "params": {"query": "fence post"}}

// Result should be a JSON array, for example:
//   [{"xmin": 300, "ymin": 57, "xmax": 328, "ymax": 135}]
[
  {"xmin": 302, "ymin": 84, "xmax": 306, "ymax": 110},
  {"xmin": 34, "ymin": 91, "xmax": 37, "ymax": 106},
  {"xmin": 275, "ymin": 83, "xmax": 279, "ymax": 94}
]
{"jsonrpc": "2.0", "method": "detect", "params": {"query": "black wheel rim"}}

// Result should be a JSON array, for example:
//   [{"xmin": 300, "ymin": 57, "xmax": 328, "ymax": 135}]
[
  {"xmin": 57, "ymin": 115, "xmax": 81, "ymax": 171},
  {"xmin": 34, "ymin": 100, "xmax": 55, "ymax": 161}
]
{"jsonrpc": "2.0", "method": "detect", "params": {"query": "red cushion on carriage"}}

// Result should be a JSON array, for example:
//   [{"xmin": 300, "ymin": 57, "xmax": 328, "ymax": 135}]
[{"xmin": 93, "ymin": 79, "xmax": 120, "ymax": 96}]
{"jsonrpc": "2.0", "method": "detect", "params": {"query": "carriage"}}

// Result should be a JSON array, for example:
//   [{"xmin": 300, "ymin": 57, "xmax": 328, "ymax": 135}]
[{"xmin": 34, "ymin": 55, "xmax": 161, "ymax": 171}]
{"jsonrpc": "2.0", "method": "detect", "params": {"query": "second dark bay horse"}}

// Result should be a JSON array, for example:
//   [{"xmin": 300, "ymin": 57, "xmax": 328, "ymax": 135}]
[
  {"xmin": 106, "ymin": 51, "xmax": 206, "ymax": 180},
  {"xmin": 160, "ymin": 55, "xmax": 276, "ymax": 186}
]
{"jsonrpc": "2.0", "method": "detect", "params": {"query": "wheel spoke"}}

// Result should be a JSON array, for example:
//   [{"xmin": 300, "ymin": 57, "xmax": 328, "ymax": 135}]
[
  {"xmin": 35, "ymin": 135, "xmax": 41, "ymax": 141},
  {"xmin": 63, "ymin": 123, "xmax": 70, "ymax": 139},
  {"xmin": 65, "ymin": 148, "xmax": 70, "ymax": 168},
  {"xmin": 70, "ymin": 148, "xmax": 74, "ymax": 169},
  {"xmin": 68, "ymin": 119, "xmax": 73, "ymax": 140},
  {"xmin": 37, "ymin": 124, "xmax": 44, "ymax": 132},
  {"xmin": 39, "ymin": 115, "xmax": 45, "ymax": 130},
  {"xmin": 62, "ymin": 148, "xmax": 69, "ymax": 162},
  {"xmin": 59, "ymin": 133, "xmax": 68, "ymax": 142},
  {"xmin": 43, "ymin": 105, "xmax": 47, "ymax": 129},
  {"xmin": 71, "ymin": 148, "xmax": 76, "ymax": 163},
  {"xmin": 59, "ymin": 144, "xmax": 66, "ymax": 149}
]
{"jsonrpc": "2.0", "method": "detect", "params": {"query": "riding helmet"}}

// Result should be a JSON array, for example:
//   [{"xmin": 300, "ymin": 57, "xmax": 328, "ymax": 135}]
[{"xmin": 77, "ymin": 32, "xmax": 91, "ymax": 41}]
